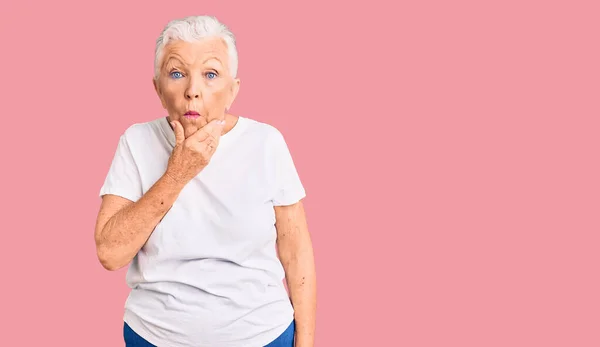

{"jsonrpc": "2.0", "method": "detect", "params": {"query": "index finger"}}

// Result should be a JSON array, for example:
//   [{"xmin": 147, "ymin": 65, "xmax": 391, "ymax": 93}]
[{"xmin": 191, "ymin": 119, "xmax": 224, "ymax": 141}]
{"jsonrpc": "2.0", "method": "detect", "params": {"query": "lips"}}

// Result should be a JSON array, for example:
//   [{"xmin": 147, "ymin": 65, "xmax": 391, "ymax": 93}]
[{"xmin": 184, "ymin": 111, "xmax": 200, "ymax": 119}]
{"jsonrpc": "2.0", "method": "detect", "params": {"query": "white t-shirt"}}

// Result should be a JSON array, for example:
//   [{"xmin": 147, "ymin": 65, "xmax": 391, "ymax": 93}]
[{"xmin": 99, "ymin": 115, "xmax": 306, "ymax": 347}]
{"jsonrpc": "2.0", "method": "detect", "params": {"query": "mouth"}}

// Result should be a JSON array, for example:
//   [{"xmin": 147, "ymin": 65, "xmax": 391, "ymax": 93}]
[{"xmin": 183, "ymin": 111, "xmax": 201, "ymax": 120}]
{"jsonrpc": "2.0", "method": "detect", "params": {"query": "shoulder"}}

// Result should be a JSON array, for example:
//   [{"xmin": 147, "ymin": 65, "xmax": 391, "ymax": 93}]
[{"xmin": 240, "ymin": 116, "xmax": 288, "ymax": 147}]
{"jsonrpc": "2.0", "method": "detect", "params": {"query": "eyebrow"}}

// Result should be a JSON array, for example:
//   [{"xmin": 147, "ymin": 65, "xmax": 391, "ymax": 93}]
[{"xmin": 163, "ymin": 55, "xmax": 187, "ymax": 69}]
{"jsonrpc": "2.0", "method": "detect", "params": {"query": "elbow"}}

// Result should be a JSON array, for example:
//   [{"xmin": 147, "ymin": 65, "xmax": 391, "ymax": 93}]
[
  {"xmin": 99, "ymin": 258, "xmax": 124, "ymax": 272},
  {"xmin": 96, "ymin": 244, "xmax": 127, "ymax": 271}
]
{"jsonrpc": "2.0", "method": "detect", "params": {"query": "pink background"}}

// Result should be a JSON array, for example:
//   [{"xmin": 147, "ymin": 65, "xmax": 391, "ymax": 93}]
[{"xmin": 1, "ymin": 0, "xmax": 599, "ymax": 346}]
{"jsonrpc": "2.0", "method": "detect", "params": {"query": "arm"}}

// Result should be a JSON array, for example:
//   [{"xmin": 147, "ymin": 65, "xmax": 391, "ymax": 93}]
[
  {"xmin": 275, "ymin": 200, "xmax": 317, "ymax": 347},
  {"xmin": 95, "ymin": 119, "xmax": 223, "ymax": 271},
  {"xmin": 94, "ymin": 173, "xmax": 185, "ymax": 271}
]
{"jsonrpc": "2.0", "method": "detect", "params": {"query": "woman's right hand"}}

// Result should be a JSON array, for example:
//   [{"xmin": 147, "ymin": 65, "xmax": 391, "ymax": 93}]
[{"xmin": 165, "ymin": 119, "xmax": 225, "ymax": 186}]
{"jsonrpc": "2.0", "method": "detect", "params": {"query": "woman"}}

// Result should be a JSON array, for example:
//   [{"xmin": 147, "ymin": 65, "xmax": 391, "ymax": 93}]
[{"xmin": 94, "ymin": 15, "xmax": 316, "ymax": 347}]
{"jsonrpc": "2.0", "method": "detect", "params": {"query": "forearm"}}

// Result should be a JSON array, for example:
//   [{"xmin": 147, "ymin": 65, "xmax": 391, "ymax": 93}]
[
  {"xmin": 97, "ymin": 173, "xmax": 185, "ymax": 270},
  {"xmin": 283, "ymin": 241, "xmax": 317, "ymax": 347}
]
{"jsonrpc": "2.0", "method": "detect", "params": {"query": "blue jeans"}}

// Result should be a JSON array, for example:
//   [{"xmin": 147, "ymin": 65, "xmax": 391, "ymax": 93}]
[{"xmin": 124, "ymin": 320, "xmax": 295, "ymax": 347}]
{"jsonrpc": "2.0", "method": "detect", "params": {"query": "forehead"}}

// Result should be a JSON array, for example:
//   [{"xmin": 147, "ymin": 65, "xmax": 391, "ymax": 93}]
[{"xmin": 162, "ymin": 37, "xmax": 229, "ymax": 68}]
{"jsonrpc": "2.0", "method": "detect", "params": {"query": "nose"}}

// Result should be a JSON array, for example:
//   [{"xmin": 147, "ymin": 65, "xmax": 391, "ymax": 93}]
[
  {"xmin": 185, "ymin": 80, "xmax": 201, "ymax": 99},
  {"xmin": 186, "ymin": 91, "xmax": 199, "ymax": 99}
]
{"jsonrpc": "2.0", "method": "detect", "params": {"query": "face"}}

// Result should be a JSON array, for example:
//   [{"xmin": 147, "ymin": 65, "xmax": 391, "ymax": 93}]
[{"xmin": 153, "ymin": 37, "xmax": 240, "ymax": 138}]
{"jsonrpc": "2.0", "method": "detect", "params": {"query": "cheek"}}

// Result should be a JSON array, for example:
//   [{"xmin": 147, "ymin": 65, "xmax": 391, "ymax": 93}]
[
  {"xmin": 205, "ymin": 87, "xmax": 229, "ymax": 109},
  {"xmin": 162, "ymin": 85, "xmax": 182, "ymax": 107}
]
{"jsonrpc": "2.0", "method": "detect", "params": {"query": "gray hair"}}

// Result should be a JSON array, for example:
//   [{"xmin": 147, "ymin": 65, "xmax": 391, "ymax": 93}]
[{"xmin": 153, "ymin": 15, "xmax": 239, "ymax": 80}]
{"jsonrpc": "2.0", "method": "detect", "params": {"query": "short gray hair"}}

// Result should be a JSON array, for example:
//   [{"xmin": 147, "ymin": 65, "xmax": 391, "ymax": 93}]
[{"xmin": 154, "ymin": 15, "xmax": 238, "ymax": 80}]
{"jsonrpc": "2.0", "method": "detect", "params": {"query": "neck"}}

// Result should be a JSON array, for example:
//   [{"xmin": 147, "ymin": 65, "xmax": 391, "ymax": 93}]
[{"xmin": 222, "ymin": 113, "xmax": 239, "ymax": 136}]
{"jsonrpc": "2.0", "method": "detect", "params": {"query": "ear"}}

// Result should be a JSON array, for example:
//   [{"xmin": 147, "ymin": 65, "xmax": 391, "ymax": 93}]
[
  {"xmin": 153, "ymin": 77, "xmax": 167, "ymax": 109},
  {"xmin": 227, "ymin": 78, "xmax": 241, "ymax": 109}
]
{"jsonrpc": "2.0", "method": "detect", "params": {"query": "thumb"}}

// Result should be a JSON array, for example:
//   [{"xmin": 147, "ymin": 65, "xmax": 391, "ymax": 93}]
[{"xmin": 171, "ymin": 120, "xmax": 184, "ymax": 145}]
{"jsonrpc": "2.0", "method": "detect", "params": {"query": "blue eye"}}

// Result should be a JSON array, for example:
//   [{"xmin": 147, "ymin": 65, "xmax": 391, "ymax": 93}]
[
  {"xmin": 170, "ymin": 71, "xmax": 183, "ymax": 79},
  {"xmin": 206, "ymin": 72, "xmax": 217, "ymax": 79}
]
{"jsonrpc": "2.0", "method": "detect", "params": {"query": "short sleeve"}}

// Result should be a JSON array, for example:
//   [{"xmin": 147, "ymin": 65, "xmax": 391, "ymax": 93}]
[
  {"xmin": 271, "ymin": 130, "xmax": 306, "ymax": 206},
  {"xmin": 98, "ymin": 133, "xmax": 143, "ymax": 202}
]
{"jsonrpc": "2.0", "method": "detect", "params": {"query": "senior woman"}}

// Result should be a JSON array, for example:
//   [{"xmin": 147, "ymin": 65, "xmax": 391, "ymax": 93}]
[{"xmin": 94, "ymin": 15, "xmax": 316, "ymax": 347}]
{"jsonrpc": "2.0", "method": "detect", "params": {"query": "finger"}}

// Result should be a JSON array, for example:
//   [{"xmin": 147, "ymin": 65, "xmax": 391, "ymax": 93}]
[
  {"xmin": 171, "ymin": 120, "xmax": 184, "ymax": 146},
  {"xmin": 206, "ymin": 138, "xmax": 218, "ymax": 154},
  {"xmin": 203, "ymin": 119, "xmax": 225, "ymax": 136},
  {"xmin": 191, "ymin": 119, "xmax": 224, "ymax": 142},
  {"xmin": 191, "ymin": 137, "xmax": 216, "ymax": 155},
  {"xmin": 204, "ymin": 138, "xmax": 214, "ymax": 152},
  {"xmin": 190, "ymin": 129, "xmax": 211, "ymax": 142},
  {"xmin": 205, "ymin": 120, "xmax": 225, "ymax": 144}
]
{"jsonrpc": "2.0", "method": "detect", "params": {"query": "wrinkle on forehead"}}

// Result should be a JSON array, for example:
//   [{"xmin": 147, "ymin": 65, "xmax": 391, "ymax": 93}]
[
  {"xmin": 160, "ymin": 37, "xmax": 230, "ymax": 73},
  {"xmin": 162, "ymin": 53, "xmax": 187, "ymax": 69}
]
